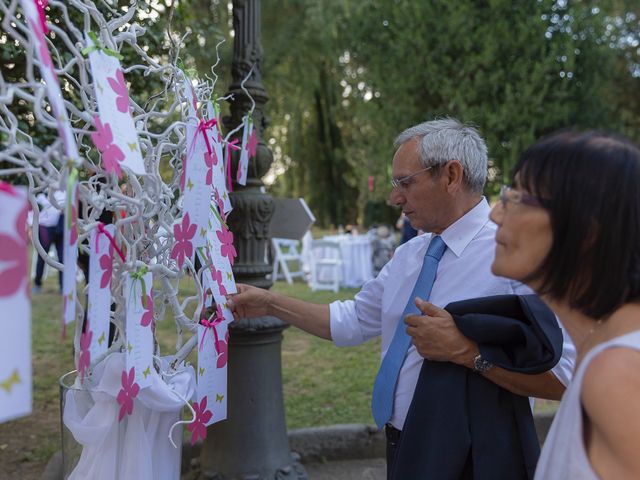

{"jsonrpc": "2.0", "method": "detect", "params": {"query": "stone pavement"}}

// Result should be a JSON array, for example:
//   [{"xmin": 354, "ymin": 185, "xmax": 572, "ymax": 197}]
[
  {"xmin": 304, "ymin": 458, "xmax": 386, "ymax": 480},
  {"xmin": 41, "ymin": 416, "xmax": 555, "ymax": 479}
]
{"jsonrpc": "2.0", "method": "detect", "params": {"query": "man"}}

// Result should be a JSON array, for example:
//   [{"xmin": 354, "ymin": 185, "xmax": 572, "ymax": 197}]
[
  {"xmin": 31, "ymin": 190, "xmax": 65, "ymax": 293},
  {"xmin": 228, "ymin": 118, "xmax": 575, "ymax": 475}
]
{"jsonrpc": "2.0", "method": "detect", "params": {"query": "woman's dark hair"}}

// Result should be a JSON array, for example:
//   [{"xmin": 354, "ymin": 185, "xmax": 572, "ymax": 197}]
[{"xmin": 514, "ymin": 130, "xmax": 640, "ymax": 319}]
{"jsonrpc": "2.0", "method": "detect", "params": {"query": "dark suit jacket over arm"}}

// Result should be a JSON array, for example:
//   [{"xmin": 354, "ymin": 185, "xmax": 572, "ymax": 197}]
[{"xmin": 391, "ymin": 295, "xmax": 563, "ymax": 480}]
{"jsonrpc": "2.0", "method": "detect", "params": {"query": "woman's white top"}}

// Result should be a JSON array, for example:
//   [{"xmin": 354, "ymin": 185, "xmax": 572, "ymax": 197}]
[{"xmin": 535, "ymin": 330, "xmax": 640, "ymax": 479}]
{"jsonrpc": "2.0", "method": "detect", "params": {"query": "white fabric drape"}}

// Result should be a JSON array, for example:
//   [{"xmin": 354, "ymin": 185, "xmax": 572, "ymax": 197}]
[{"xmin": 63, "ymin": 353, "xmax": 196, "ymax": 480}]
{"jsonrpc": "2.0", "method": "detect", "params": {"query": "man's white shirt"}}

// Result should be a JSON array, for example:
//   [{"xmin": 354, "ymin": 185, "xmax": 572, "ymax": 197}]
[{"xmin": 329, "ymin": 198, "xmax": 576, "ymax": 430}]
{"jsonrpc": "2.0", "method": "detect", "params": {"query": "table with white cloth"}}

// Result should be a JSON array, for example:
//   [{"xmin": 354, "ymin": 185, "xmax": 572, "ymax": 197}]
[{"xmin": 322, "ymin": 234, "xmax": 374, "ymax": 288}]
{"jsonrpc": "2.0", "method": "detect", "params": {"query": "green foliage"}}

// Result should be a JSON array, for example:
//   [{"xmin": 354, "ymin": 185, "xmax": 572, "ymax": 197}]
[
  {"xmin": 3, "ymin": 1, "xmax": 639, "ymax": 223},
  {"xmin": 262, "ymin": 0, "xmax": 640, "ymax": 223}
]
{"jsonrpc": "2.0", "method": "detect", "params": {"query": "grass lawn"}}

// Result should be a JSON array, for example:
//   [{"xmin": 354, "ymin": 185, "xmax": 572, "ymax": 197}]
[
  {"xmin": 0, "ymin": 276, "xmax": 374, "ymax": 479},
  {"xmin": 0, "ymin": 274, "xmax": 558, "ymax": 479}
]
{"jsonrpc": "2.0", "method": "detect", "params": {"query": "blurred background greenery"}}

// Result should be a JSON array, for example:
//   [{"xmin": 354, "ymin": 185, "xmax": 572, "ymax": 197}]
[{"xmin": 3, "ymin": 0, "xmax": 639, "ymax": 227}]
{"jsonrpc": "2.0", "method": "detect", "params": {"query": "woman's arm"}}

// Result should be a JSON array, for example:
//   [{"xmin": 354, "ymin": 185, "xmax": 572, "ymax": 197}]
[{"xmin": 581, "ymin": 347, "xmax": 640, "ymax": 479}]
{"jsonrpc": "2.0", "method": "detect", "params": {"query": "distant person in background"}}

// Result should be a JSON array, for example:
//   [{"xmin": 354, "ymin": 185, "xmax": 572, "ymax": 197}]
[
  {"xmin": 396, "ymin": 212, "xmax": 417, "ymax": 245},
  {"xmin": 31, "ymin": 191, "xmax": 65, "ymax": 293}
]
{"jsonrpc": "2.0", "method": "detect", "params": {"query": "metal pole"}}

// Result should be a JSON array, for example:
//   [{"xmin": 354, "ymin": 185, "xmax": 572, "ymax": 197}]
[{"xmin": 199, "ymin": 1, "xmax": 306, "ymax": 478}]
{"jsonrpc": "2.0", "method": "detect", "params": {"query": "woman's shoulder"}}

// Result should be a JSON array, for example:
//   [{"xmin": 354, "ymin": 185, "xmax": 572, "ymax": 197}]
[
  {"xmin": 581, "ymin": 338, "xmax": 640, "ymax": 424},
  {"xmin": 580, "ymin": 338, "xmax": 640, "ymax": 475}
]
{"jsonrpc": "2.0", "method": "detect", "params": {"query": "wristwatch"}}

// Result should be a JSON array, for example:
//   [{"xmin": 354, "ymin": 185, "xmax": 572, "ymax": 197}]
[{"xmin": 473, "ymin": 354, "xmax": 493, "ymax": 373}]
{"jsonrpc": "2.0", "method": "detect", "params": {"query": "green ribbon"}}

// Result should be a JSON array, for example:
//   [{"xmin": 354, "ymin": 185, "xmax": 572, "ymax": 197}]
[
  {"xmin": 65, "ymin": 168, "xmax": 78, "ymax": 230},
  {"xmin": 131, "ymin": 266, "xmax": 149, "ymax": 308},
  {"xmin": 212, "ymin": 96, "xmax": 220, "ymax": 117},
  {"xmin": 210, "ymin": 203, "xmax": 228, "ymax": 230},
  {"xmin": 178, "ymin": 60, "xmax": 198, "ymax": 79},
  {"xmin": 81, "ymin": 32, "xmax": 124, "ymax": 60}
]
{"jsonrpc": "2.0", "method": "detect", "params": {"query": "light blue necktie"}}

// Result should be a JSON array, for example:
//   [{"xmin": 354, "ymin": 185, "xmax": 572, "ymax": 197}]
[{"xmin": 371, "ymin": 235, "xmax": 447, "ymax": 429}]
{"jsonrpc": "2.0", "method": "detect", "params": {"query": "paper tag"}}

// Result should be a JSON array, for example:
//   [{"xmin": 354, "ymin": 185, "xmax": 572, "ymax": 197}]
[
  {"xmin": 0, "ymin": 185, "xmax": 32, "ymax": 423},
  {"xmin": 206, "ymin": 101, "xmax": 232, "ymax": 215},
  {"xmin": 124, "ymin": 272, "xmax": 154, "ymax": 389},
  {"xmin": 205, "ymin": 207, "xmax": 237, "ymax": 295},
  {"xmin": 86, "ymin": 225, "xmax": 115, "ymax": 364},
  {"xmin": 85, "ymin": 33, "xmax": 145, "ymax": 177},
  {"xmin": 183, "ymin": 129, "xmax": 212, "ymax": 251},
  {"xmin": 236, "ymin": 115, "xmax": 251, "ymax": 186},
  {"xmin": 197, "ymin": 322, "xmax": 228, "ymax": 425},
  {"xmin": 19, "ymin": 0, "xmax": 80, "ymax": 165},
  {"xmin": 62, "ymin": 176, "xmax": 78, "ymax": 326}
]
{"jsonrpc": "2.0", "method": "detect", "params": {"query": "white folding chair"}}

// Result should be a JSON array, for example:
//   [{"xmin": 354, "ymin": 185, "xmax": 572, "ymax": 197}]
[
  {"xmin": 272, "ymin": 237, "xmax": 305, "ymax": 284},
  {"xmin": 308, "ymin": 240, "xmax": 342, "ymax": 293}
]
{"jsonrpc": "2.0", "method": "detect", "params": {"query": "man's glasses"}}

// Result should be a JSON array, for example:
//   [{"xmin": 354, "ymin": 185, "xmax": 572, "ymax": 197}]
[
  {"xmin": 390, "ymin": 166, "xmax": 433, "ymax": 189},
  {"xmin": 499, "ymin": 185, "xmax": 543, "ymax": 208}
]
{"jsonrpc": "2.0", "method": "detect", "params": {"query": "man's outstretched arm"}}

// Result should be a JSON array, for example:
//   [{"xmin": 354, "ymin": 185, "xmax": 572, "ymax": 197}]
[{"xmin": 228, "ymin": 283, "xmax": 332, "ymax": 340}]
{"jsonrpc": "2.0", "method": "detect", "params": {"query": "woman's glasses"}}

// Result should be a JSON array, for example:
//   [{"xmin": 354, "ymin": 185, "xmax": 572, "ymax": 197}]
[{"xmin": 499, "ymin": 185, "xmax": 544, "ymax": 208}]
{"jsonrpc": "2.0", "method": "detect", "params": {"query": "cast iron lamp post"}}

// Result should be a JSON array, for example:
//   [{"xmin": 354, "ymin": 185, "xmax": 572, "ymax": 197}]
[{"xmin": 199, "ymin": 1, "xmax": 307, "ymax": 479}]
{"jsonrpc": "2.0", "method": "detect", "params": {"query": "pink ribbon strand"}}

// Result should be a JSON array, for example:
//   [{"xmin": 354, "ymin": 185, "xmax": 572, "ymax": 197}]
[
  {"xmin": 199, "ymin": 316, "xmax": 223, "ymax": 351},
  {"xmin": 96, "ymin": 222, "xmax": 126, "ymax": 261},
  {"xmin": 35, "ymin": 0, "xmax": 48, "ymax": 34},
  {"xmin": 0, "ymin": 182, "xmax": 17, "ymax": 196}
]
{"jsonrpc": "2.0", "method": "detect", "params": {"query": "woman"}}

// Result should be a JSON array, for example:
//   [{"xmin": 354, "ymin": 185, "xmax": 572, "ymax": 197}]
[{"xmin": 490, "ymin": 130, "xmax": 640, "ymax": 479}]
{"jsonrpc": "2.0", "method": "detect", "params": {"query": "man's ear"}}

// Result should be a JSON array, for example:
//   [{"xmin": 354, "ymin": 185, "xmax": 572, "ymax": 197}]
[{"xmin": 444, "ymin": 160, "xmax": 465, "ymax": 193}]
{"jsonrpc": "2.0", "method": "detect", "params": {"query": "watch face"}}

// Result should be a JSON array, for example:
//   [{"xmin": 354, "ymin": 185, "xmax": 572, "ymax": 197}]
[{"xmin": 474, "ymin": 355, "xmax": 492, "ymax": 373}]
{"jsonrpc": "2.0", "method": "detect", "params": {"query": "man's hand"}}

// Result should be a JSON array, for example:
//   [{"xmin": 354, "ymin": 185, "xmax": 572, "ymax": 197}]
[
  {"xmin": 227, "ymin": 284, "xmax": 332, "ymax": 339},
  {"xmin": 404, "ymin": 298, "xmax": 479, "ymax": 367},
  {"xmin": 227, "ymin": 284, "xmax": 273, "ymax": 320}
]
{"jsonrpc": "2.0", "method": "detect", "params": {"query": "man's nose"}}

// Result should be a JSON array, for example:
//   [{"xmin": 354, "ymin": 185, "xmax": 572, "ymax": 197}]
[{"xmin": 389, "ymin": 188, "xmax": 404, "ymax": 206}]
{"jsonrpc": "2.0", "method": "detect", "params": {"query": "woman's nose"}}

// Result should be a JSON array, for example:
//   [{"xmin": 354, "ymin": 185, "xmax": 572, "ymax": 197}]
[{"xmin": 489, "ymin": 201, "xmax": 504, "ymax": 225}]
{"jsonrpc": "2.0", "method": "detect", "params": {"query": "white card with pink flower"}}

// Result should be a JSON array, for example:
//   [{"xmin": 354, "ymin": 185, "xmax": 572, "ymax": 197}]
[
  {"xmin": 237, "ymin": 115, "xmax": 258, "ymax": 186},
  {"xmin": 62, "ymin": 179, "xmax": 79, "ymax": 326},
  {"xmin": 182, "ymin": 123, "xmax": 213, "ymax": 252},
  {"xmin": 193, "ymin": 320, "xmax": 229, "ymax": 437},
  {"xmin": 84, "ymin": 224, "xmax": 116, "ymax": 378},
  {"xmin": 85, "ymin": 33, "xmax": 145, "ymax": 178},
  {"xmin": 236, "ymin": 115, "xmax": 251, "ymax": 186},
  {"xmin": 18, "ymin": 0, "xmax": 80, "ymax": 164},
  {"xmin": 204, "ymin": 207, "xmax": 237, "ymax": 300},
  {"xmin": 124, "ymin": 271, "xmax": 154, "ymax": 389},
  {"xmin": 206, "ymin": 101, "xmax": 232, "ymax": 215},
  {"xmin": 0, "ymin": 185, "xmax": 32, "ymax": 423}
]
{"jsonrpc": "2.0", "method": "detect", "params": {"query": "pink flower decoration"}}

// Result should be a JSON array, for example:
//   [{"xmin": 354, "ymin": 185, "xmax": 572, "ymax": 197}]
[
  {"xmin": 171, "ymin": 213, "xmax": 197, "ymax": 269},
  {"xmin": 204, "ymin": 150, "xmax": 218, "ymax": 186},
  {"xmin": 99, "ymin": 245, "xmax": 113, "ymax": 289},
  {"xmin": 69, "ymin": 204, "xmax": 78, "ymax": 246},
  {"xmin": 0, "ymin": 202, "xmax": 28, "ymax": 298},
  {"xmin": 91, "ymin": 116, "xmax": 125, "ymax": 178},
  {"xmin": 141, "ymin": 292, "xmax": 154, "ymax": 327},
  {"xmin": 0, "ymin": 236, "xmax": 27, "ymax": 298},
  {"xmin": 187, "ymin": 396, "xmax": 213, "ymax": 445},
  {"xmin": 216, "ymin": 330, "xmax": 229, "ymax": 368},
  {"xmin": 216, "ymin": 226, "xmax": 236, "ymax": 266},
  {"xmin": 78, "ymin": 328, "xmax": 92, "ymax": 382},
  {"xmin": 210, "ymin": 265, "xmax": 227, "ymax": 296},
  {"xmin": 247, "ymin": 128, "xmax": 258, "ymax": 159},
  {"xmin": 107, "ymin": 69, "xmax": 129, "ymax": 113},
  {"xmin": 116, "ymin": 367, "xmax": 140, "ymax": 421},
  {"xmin": 16, "ymin": 204, "xmax": 28, "ymax": 243},
  {"xmin": 213, "ymin": 190, "xmax": 225, "ymax": 218},
  {"xmin": 236, "ymin": 161, "xmax": 244, "ymax": 183}
]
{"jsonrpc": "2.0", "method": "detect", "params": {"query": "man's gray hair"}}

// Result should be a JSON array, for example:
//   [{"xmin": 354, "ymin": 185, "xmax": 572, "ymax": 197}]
[{"xmin": 394, "ymin": 118, "xmax": 488, "ymax": 194}]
